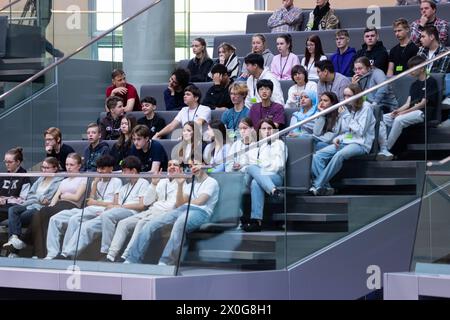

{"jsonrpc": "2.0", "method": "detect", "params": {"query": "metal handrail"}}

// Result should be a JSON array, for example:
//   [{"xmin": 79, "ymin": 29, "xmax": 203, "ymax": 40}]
[
  {"xmin": 224, "ymin": 50, "xmax": 450, "ymax": 163},
  {"xmin": 0, "ymin": 0, "xmax": 22, "ymax": 12},
  {"xmin": 0, "ymin": 0, "xmax": 161, "ymax": 101},
  {"xmin": 427, "ymin": 155, "xmax": 450, "ymax": 168}
]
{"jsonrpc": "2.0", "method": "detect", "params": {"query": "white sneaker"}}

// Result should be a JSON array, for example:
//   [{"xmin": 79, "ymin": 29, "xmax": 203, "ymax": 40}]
[
  {"xmin": 309, "ymin": 186, "xmax": 318, "ymax": 196},
  {"xmin": 158, "ymin": 261, "xmax": 167, "ymax": 266},
  {"xmin": 439, "ymin": 118, "xmax": 450, "ymax": 128},
  {"xmin": 44, "ymin": 256, "xmax": 54, "ymax": 260},
  {"xmin": 9, "ymin": 235, "xmax": 26, "ymax": 250},
  {"xmin": 7, "ymin": 253, "xmax": 18, "ymax": 258},
  {"xmin": 376, "ymin": 149, "xmax": 394, "ymax": 161},
  {"xmin": 106, "ymin": 254, "xmax": 115, "ymax": 262}
]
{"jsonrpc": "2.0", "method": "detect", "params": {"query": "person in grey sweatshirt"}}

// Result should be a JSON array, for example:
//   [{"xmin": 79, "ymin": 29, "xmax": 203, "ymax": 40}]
[
  {"xmin": 316, "ymin": 60, "xmax": 351, "ymax": 102},
  {"xmin": 311, "ymin": 84, "xmax": 375, "ymax": 196},
  {"xmin": 352, "ymin": 56, "xmax": 398, "ymax": 160}
]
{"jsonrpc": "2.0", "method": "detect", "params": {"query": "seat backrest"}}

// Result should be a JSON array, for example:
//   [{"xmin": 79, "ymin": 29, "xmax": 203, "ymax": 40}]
[
  {"xmin": 0, "ymin": 16, "xmax": 7, "ymax": 58},
  {"xmin": 280, "ymin": 80, "xmax": 294, "ymax": 102},
  {"xmin": 391, "ymin": 74, "xmax": 415, "ymax": 107},
  {"xmin": 211, "ymin": 109, "xmax": 225, "ymax": 122},
  {"xmin": 177, "ymin": 59, "xmax": 190, "ymax": 70},
  {"xmin": 157, "ymin": 139, "xmax": 181, "ymax": 160},
  {"xmin": 246, "ymin": 13, "xmax": 272, "ymax": 34},
  {"xmin": 285, "ymin": 136, "xmax": 314, "ymax": 191},
  {"xmin": 430, "ymin": 73, "xmax": 445, "ymax": 123},
  {"xmin": 140, "ymin": 83, "xmax": 168, "ymax": 111},
  {"xmin": 208, "ymin": 172, "xmax": 244, "ymax": 223},
  {"xmin": 192, "ymin": 82, "xmax": 213, "ymax": 100}
]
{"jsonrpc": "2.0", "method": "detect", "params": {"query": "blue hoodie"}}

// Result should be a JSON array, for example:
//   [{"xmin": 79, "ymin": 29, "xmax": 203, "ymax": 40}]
[
  {"xmin": 290, "ymin": 90, "xmax": 318, "ymax": 135},
  {"xmin": 330, "ymin": 47, "xmax": 356, "ymax": 77}
]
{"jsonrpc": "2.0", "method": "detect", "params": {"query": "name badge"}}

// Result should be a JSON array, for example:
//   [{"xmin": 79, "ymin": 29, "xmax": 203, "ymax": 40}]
[
  {"xmin": 345, "ymin": 133, "xmax": 353, "ymax": 140},
  {"xmin": 395, "ymin": 65, "xmax": 403, "ymax": 72}
]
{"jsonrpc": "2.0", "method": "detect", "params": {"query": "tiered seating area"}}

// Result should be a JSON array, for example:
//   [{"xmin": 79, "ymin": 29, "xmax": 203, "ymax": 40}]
[{"xmin": 0, "ymin": 3, "xmax": 449, "ymax": 274}]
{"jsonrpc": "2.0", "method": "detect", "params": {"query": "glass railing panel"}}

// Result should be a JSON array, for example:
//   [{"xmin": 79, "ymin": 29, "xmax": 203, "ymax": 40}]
[
  {"xmin": 0, "ymin": 170, "xmax": 192, "ymax": 277},
  {"xmin": 411, "ymin": 171, "xmax": 450, "ymax": 270}
]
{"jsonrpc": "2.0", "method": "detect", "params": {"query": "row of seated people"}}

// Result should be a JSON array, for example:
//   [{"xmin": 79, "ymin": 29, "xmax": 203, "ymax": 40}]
[
  {"xmin": 253, "ymin": 0, "xmax": 449, "ymax": 34},
  {"xmin": 138, "ymin": 24, "xmax": 448, "ymax": 113}
]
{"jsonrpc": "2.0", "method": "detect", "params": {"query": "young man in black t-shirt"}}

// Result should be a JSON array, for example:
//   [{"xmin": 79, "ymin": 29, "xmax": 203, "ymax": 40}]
[
  {"xmin": 387, "ymin": 18, "xmax": 419, "ymax": 77},
  {"xmin": 129, "ymin": 125, "xmax": 168, "ymax": 172},
  {"xmin": 383, "ymin": 56, "xmax": 439, "ymax": 151},
  {"xmin": 137, "ymin": 97, "xmax": 166, "ymax": 139}
]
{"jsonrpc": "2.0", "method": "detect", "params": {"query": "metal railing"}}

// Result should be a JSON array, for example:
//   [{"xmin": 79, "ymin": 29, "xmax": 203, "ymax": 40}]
[
  {"xmin": 0, "ymin": 0, "xmax": 162, "ymax": 102},
  {"xmin": 224, "ymin": 50, "xmax": 450, "ymax": 164},
  {"xmin": 0, "ymin": 0, "xmax": 22, "ymax": 12}
]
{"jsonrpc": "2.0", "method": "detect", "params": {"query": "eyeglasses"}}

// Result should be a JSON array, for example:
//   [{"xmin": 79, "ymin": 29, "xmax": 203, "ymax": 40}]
[{"xmin": 3, "ymin": 160, "xmax": 16, "ymax": 164}]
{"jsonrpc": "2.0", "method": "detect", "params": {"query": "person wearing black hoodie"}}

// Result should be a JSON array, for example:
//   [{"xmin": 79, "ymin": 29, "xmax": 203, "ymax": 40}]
[
  {"xmin": 353, "ymin": 27, "xmax": 389, "ymax": 74},
  {"xmin": 83, "ymin": 124, "xmax": 110, "ymax": 172}
]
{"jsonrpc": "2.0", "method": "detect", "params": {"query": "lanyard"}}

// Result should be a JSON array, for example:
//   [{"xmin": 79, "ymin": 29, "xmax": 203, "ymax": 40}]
[
  {"xmin": 231, "ymin": 108, "xmax": 244, "ymax": 131},
  {"xmin": 279, "ymin": 54, "xmax": 290, "ymax": 79},
  {"xmin": 326, "ymin": 77, "xmax": 335, "ymax": 92},
  {"xmin": 95, "ymin": 179, "xmax": 111, "ymax": 201},
  {"xmin": 189, "ymin": 105, "xmax": 200, "ymax": 122},
  {"xmin": 121, "ymin": 181, "xmax": 137, "ymax": 205}
]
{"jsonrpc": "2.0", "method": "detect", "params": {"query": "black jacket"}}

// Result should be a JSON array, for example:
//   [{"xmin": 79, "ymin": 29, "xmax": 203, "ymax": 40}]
[{"xmin": 354, "ymin": 41, "xmax": 389, "ymax": 74}]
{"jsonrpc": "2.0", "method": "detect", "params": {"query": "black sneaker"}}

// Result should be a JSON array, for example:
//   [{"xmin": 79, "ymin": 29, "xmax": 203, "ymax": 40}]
[
  {"xmin": 272, "ymin": 188, "xmax": 283, "ymax": 199},
  {"xmin": 54, "ymin": 254, "xmax": 67, "ymax": 260},
  {"xmin": 242, "ymin": 220, "xmax": 262, "ymax": 232}
]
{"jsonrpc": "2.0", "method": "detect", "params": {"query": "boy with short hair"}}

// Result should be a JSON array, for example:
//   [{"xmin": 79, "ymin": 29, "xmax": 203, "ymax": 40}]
[
  {"xmin": 83, "ymin": 123, "xmax": 110, "ymax": 172},
  {"xmin": 130, "ymin": 125, "xmax": 168, "ymax": 173},
  {"xmin": 387, "ymin": 18, "xmax": 419, "ymax": 77},
  {"xmin": 137, "ymin": 96, "xmax": 166, "ymax": 139},
  {"xmin": 45, "ymin": 154, "xmax": 122, "ymax": 259},
  {"xmin": 383, "ymin": 56, "xmax": 440, "ymax": 151},
  {"xmin": 330, "ymin": 29, "xmax": 356, "ymax": 77},
  {"xmin": 249, "ymin": 79, "xmax": 285, "ymax": 130},
  {"xmin": 100, "ymin": 96, "xmax": 125, "ymax": 140},
  {"xmin": 353, "ymin": 27, "xmax": 389, "ymax": 74},
  {"xmin": 106, "ymin": 69, "xmax": 141, "ymax": 112},
  {"xmin": 154, "ymin": 85, "xmax": 211, "ymax": 139}
]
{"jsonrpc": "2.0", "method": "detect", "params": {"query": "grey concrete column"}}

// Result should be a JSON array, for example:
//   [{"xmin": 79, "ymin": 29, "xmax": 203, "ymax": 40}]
[{"xmin": 123, "ymin": 0, "xmax": 175, "ymax": 90}]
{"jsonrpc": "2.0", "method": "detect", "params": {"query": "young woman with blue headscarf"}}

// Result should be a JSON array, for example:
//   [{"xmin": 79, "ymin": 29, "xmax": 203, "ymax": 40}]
[{"xmin": 288, "ymin": 90, "xmax": 318, "ymax": 136}]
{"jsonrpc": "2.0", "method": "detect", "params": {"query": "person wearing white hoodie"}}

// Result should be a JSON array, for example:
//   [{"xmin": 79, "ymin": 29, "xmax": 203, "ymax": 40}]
[
  {"xmin": 242, "ymin": 118, "xmax": 288, "ymax": 232},
  {"xmin": 311, "ymin": 83, "xmax": 375, "ymax": 196}
]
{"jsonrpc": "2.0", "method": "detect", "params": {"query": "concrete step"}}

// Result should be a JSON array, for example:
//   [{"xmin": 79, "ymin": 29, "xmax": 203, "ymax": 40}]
[
  {"xmin": 339, "ymin": 177, "xmax": 417, "ymax": 186},
  {"xmin": 272, "ymin": 213, "xmax": 348, "ymax": 222}
]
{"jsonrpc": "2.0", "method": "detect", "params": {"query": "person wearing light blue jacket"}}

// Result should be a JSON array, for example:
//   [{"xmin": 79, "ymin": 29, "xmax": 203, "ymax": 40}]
[
  {"xmin": 311, "ymin": 84, "xmax": 375, "ymax": 196},
  {"xmin": 288, "ymin": 89, "xmax": 318, "ymax": 136},
  {"xmin": 6, "ymin": 157, "xmax": 63, "ymax": 242}
]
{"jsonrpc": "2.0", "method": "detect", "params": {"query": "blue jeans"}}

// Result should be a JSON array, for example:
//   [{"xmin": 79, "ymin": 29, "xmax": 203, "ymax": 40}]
[
  {"xmin": 7, "ymin": 205, "xmax": 37, "ymax": 237},
  {"xmin": 246, "ymin": 165, "xmax": 283, "ymax": 220},
  {"xmin": 126, "ymin": 205, "xmax": 210, "ymax": 264},
  {"xmin": 311, "ymin": 143, "xmax": 366, "ymax": 189},
  {"xmin": 314, "ymin": 141, "xmax": 330, "ymax": 152}
]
